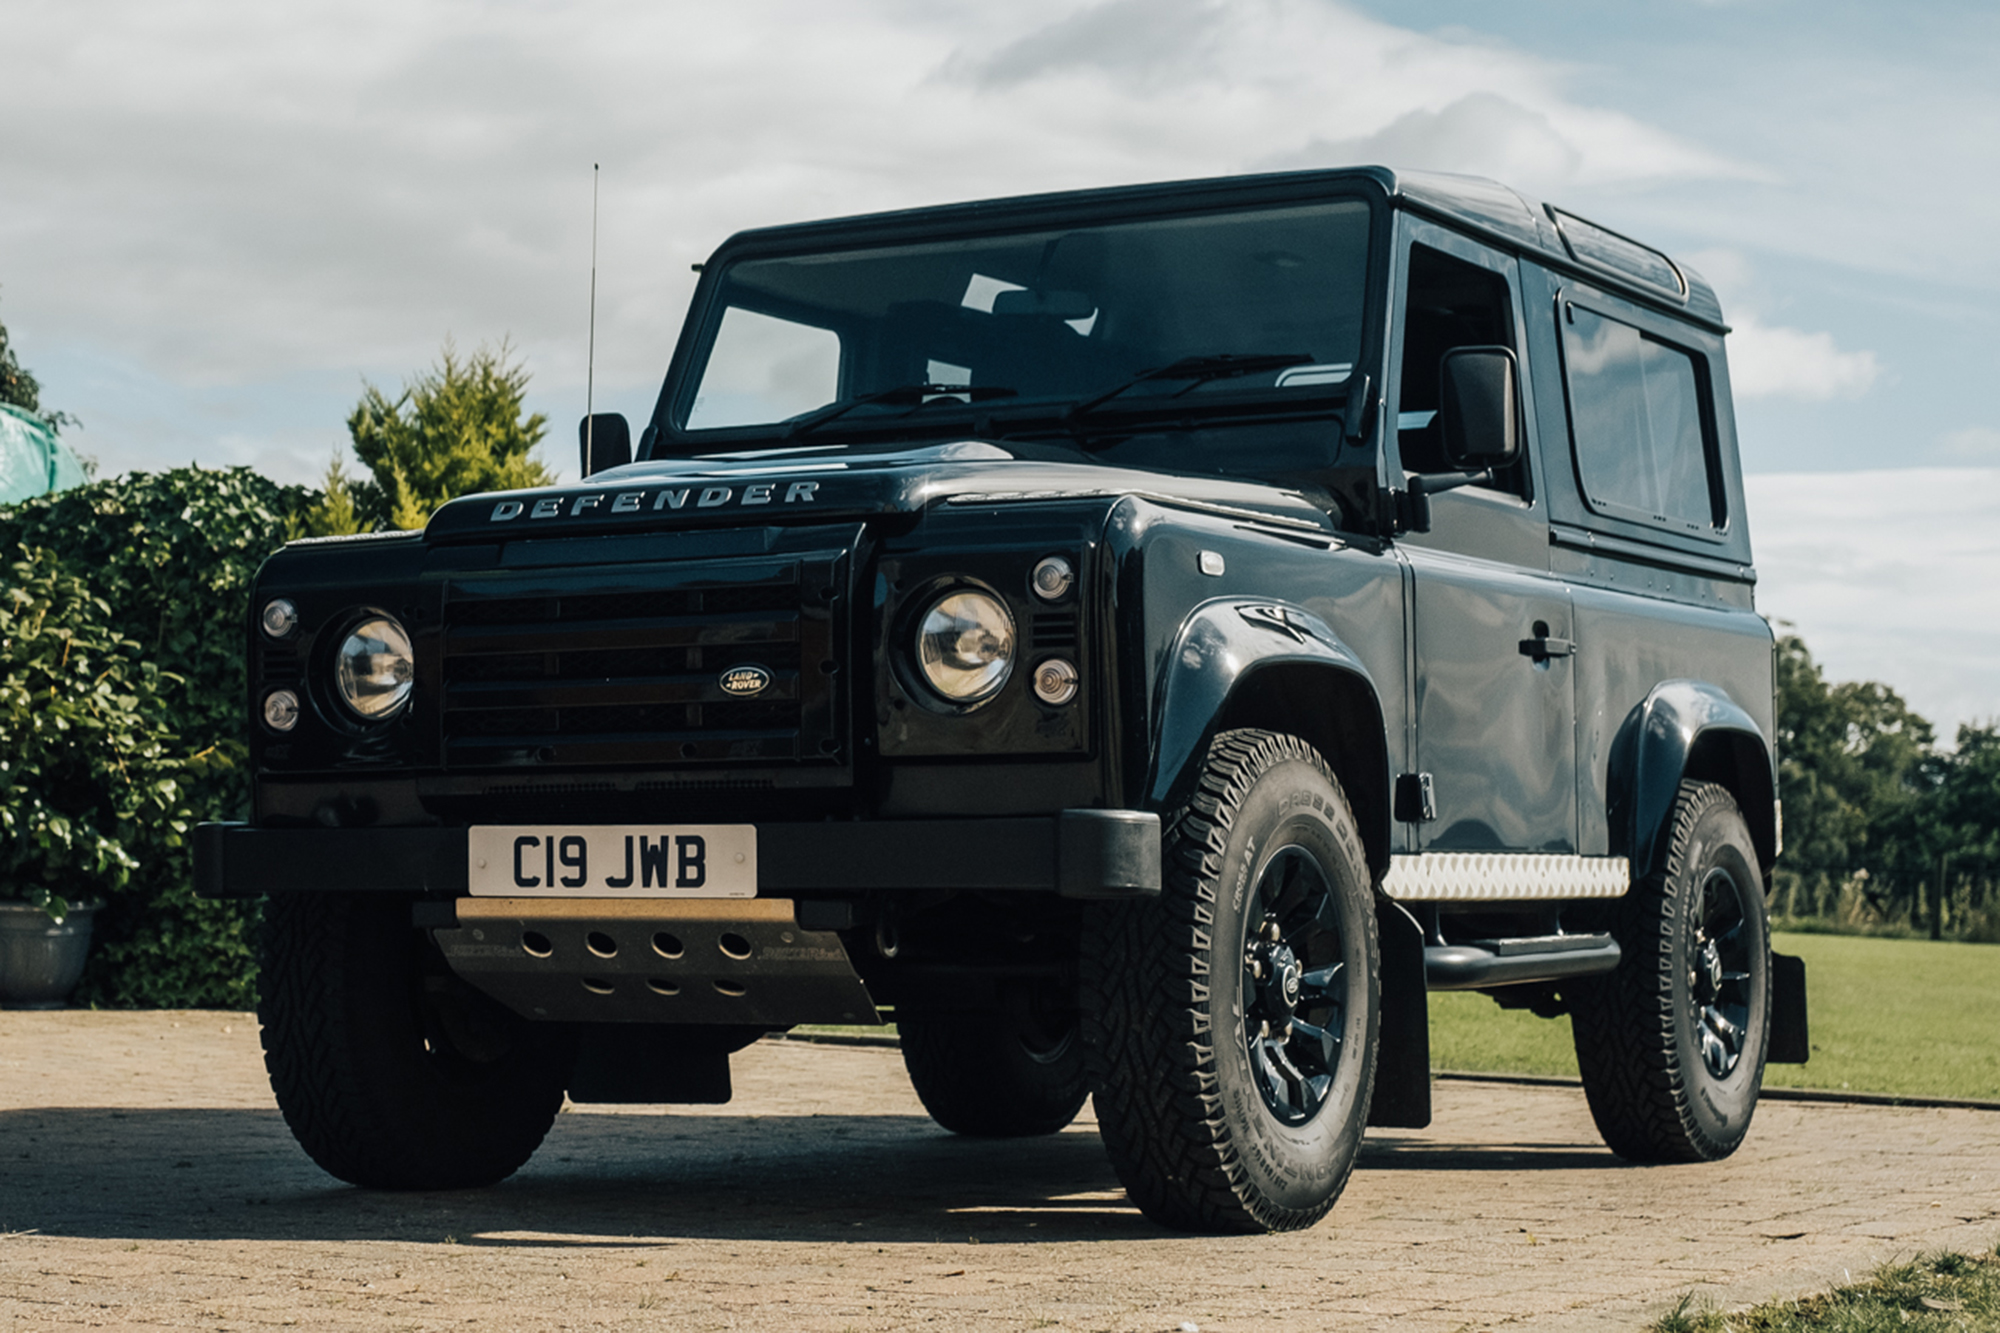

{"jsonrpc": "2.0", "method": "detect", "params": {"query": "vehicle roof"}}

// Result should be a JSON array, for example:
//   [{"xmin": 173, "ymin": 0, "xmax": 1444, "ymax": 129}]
[{"xmin": 709, "ymin": 165, "xmax": 1726, "ymax": 333}]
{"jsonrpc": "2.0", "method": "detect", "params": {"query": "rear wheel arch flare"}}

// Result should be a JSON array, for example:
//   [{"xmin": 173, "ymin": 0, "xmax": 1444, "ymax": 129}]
[{"xmin": 1608, "ymin": 680, "xmax": 1778, "ymax": 884}]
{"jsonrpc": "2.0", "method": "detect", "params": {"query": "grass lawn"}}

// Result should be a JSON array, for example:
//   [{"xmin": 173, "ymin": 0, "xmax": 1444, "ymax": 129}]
[
  {"xmin": 1430, "ymin": 931, "xmax": 2000, "ymax": 1102},
  {"xmin": 1652, "ymin": 1248, "xmax": 2000, "ymax": 1332}
]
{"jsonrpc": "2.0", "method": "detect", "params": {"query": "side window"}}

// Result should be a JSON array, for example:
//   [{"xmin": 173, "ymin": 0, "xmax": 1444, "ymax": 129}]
[
  {"xmin": 685, "ymin": 307, "xmax": 840, "ymax": 430},
  {"xmin": 1560, "ymin": 302, "xmax": 1720, "ymax": 532},
  {"xmin": 1397, "ymin": 243, "xmax": 1528, "ymax": 498}
]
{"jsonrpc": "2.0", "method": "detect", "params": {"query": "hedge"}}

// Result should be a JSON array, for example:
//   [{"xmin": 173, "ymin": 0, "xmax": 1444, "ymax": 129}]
[{"xmin": 0, "ymin": 467, "xmax": 315, "ymax": 1007}]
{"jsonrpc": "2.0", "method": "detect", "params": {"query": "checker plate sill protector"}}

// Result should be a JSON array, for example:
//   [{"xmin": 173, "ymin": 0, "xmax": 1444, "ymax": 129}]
[{"xmin": 1382, "ymin": 853, "xmax": 1631, "ymax": 902}]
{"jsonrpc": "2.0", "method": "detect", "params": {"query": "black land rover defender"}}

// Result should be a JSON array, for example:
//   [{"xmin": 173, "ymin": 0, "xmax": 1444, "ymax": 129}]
[{"xmin": 197, "ymin": 167, "xmax": 1806, "ymax": 1234}]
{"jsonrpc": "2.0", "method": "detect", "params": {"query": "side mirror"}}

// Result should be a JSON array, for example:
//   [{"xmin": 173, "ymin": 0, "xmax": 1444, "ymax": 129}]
[
  {"xmin": 1437, "ymin": 346, "xmax": 1520, "ymax": 470},
  {"xmin": 579, "ymin": 413, "xmax": 632, "ymax": 477}
]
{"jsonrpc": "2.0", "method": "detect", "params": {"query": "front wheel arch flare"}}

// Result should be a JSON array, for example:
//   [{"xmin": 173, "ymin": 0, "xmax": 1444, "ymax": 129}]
[{"xmin": 1146, "ymin": 601, "xmax": 1392, "ymax": 879}]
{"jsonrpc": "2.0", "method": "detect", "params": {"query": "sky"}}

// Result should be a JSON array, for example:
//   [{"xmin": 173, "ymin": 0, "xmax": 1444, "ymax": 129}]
[{"xmin": 2, "ymin": 0, "xmax": 1996, "ymax": 735}]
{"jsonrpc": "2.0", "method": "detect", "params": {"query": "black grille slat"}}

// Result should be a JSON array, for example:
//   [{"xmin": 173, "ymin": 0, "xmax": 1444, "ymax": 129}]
[
  {"xmin": 1032, "ymin": 612, "xmax": 1079, "ymax": 650},
  {"xmin": 440, "ymin": 555, "xmax": 843, "ymax": 770}
]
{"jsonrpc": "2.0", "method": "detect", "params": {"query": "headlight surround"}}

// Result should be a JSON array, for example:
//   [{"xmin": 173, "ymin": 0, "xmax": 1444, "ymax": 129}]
[
  {"xmin": 333, "ymin": 615, "xmax": 415, "ymax": 720},
  {"xmin": 914, "ymin": 589, "xmax": 1015, "ymax": 705}
]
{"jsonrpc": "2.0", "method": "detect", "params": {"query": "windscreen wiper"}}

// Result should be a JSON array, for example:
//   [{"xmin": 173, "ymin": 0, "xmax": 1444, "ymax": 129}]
[
  {"xmin": 1066, "ymin": 352, "xmax": 1317, "ymax": 421},
  {"xmin": 787, "ymin": 382, "xmax": 1018, "ymax": 440}
]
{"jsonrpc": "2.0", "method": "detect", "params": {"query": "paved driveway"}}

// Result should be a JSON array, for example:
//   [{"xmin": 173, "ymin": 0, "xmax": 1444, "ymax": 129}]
[{"xmin": 3, "ymin": 1010, "xmax": 1996, "ymax": 1331}]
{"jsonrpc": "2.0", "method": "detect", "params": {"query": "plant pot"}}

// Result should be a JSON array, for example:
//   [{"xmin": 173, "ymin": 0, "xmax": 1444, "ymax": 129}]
[{"xmin": 0, "ymin": 899, "xmax": 100, "ymax": 1008}]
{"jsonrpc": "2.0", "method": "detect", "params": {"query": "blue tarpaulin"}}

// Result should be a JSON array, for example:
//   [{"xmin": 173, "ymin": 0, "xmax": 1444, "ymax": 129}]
[{"xmin": 0, "ymin": 402, "xmax": 87, "ymax": 505}]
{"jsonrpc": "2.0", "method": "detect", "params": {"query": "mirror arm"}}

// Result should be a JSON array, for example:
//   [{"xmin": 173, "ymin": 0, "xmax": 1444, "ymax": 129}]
[
  {"xmin": 1409, "ymin": 468, "xmax": 1494, "ymax": 499},
  {"xmin": 1391, "ymin": 469, "xmax": 1495, "ymax": 536}
]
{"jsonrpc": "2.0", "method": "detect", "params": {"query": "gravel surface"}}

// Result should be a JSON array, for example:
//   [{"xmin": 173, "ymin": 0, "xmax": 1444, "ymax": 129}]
[{"xmin": 3, "ymin": 1009, "xmax": 1997, "ymax": 1331}]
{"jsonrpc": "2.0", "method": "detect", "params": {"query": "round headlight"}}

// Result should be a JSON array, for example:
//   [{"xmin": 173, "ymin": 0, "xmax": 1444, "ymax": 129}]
[
  {"xmin": 915, "ymin": 590, "xmax": 1015, "ymax": 704},
  {"xmin": 334, "ymin": 616, "xmax": 415, "ymax": 720}
]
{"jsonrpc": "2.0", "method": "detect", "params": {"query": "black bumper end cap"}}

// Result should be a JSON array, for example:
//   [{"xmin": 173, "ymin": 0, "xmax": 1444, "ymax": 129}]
[{"xmin": 1056, "ymin": 809, "xmax": 1161, "ymax": 899}]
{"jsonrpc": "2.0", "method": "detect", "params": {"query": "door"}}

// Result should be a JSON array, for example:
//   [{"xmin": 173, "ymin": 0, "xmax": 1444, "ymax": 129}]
[{"xmin": 1392, "ymin": 219, "xmax": 1578, "ymax": 854}]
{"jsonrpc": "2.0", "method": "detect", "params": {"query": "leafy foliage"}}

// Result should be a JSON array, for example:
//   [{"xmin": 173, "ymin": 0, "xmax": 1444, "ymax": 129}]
[
  {"xmin": 301, "ymin": 339, "xmax": 552, "ymax": 534},
  {"xmin": 0, "ymin": 467, "xmax": 315, "ymax": 1005},
  {"xmin": 0, "ymin": 547, "xmax": 188, "ymax": 919},
  {"xmin": 1774, "ymin": 633, "xmax": 1999, "ymax": 938}
]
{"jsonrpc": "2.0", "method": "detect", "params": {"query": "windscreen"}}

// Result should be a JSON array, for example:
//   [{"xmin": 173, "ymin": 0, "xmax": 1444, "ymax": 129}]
[{"xmin": 677, "ymin": 200, "xmax": 1374, "ymax": 435}]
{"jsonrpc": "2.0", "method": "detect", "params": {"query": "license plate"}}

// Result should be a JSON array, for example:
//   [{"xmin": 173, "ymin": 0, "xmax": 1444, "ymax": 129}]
[{"xmin": 467, "ymin": 826, "xmax": 756, "ymax": 898}]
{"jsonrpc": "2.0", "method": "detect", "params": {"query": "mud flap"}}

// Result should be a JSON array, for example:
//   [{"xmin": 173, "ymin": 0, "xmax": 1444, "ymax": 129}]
[
  {"xmin": 1768, "ymin": 951, "xmax": 1809, "ymax": 1064},
  {"xmin": 1367, "ymin": 899, "xmax": 1432, "ymax": 1127}
]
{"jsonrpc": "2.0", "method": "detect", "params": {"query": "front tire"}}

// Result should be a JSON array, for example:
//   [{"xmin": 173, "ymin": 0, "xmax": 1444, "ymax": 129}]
[
  {"xmin": 1571, "ymin": 781, "xmax": 1771, "ymax": 1162},
  {"xmin": 1083, "ymin": 730, "xmax": 1380, "ymax": 1233},
  {"xmin": 259, "ymin": 893, "xmax": 576, "ymax": 1189}
]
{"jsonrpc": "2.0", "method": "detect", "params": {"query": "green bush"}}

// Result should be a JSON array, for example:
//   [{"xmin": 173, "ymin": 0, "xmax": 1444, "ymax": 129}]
[{"xmin": 0, "ymin": 467, "xmax": 315, "ymax": 1006}]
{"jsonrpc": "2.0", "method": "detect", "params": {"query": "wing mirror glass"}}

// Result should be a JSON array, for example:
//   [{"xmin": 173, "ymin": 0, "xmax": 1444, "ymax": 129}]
[
  {"xmin": 1438, "ymin": 346, "xmax": 1520, "ymax": 470},
  {"xmin": 579, "ymin": 413, "xmax": 632, "ymax": 477}
]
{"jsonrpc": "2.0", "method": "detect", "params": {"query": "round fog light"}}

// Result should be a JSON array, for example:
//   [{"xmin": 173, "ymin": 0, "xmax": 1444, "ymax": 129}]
[
  {"xmin": 263, "ymin": 688, "xmax": 301, "ymax": 732},
  {"xmin": 1031, "ymin": 556, "xmax": 1074, "ymax": 601},
  {"xmin": 1032, "ymin": 658, "xmax": 1079, "ymax": 706},
  {"xmin": 261, "ymin": 598, "xmax": 299, "ymax": 639}
]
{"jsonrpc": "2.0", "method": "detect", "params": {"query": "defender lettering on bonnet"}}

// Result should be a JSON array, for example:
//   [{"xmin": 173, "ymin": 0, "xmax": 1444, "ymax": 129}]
[{"xmin": 487, "ymin": 480, "xmax": 819, "ymax": 522}]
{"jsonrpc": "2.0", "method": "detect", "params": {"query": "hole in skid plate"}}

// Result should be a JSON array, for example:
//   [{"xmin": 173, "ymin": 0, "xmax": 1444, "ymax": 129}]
[
  {"xmin": 581, "ymin": 977, "xmax": 614, "ymax": 995},
  {"xmin": 714, "ymin": 980, "xmax": 747, "ymax": 997},
  {"xmin": 585, "ymin": 931, "xmax": 617, "ymax": 958},
  {"xmin": 647, "ymin": 978, "xmax": 680, "ymax": 996},
  {"xmin": 718, "ymin": 932, "xmax": 753, "ymax": 960},
  {"xmin": 521, "ymin": 931, "xmax": 554, "ymax": 958},
  {"xmin": 652, "ymin": 932, "xmax": 684, "ymax": 959}
]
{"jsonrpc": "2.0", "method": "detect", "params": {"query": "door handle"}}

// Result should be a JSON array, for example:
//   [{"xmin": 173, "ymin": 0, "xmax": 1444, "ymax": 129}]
[{"xmin": 1518, "ymin": 634, "xmax": 1575, "ymax": 662}]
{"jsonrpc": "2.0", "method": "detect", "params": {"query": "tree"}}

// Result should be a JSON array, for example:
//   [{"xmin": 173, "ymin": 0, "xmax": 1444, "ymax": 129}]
[
  {"xmin": 1771, "ymin": 632, "xmax": 1936, "ymax": 920},
  {"xmin": 324, "ymin": 338, "xmax": 554, "ymax": 532}
]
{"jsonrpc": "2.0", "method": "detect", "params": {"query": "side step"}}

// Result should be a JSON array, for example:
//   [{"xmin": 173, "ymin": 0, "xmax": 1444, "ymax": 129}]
[{"xmin": 1424, "ymin": 932, "xmax": 1620, "ymax": 991}]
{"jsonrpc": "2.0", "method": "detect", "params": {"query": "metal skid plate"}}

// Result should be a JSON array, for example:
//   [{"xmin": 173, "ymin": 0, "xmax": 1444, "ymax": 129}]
[
  {"xmin": 433, "ymin": 897, "xmax": 880, "ymax": 1026},
  {"xmin": 1382, "ymin": 853, "xmax": 1631, "ymax": 902}
]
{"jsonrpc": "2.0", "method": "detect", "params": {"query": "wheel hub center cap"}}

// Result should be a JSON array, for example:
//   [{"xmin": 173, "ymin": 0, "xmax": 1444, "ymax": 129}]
[
  {"xmin": 1255, "ymin": 941, "xmax": 1303, "ymax": 1025},
  {"xmin": 1699, "ymin": 939, "xmax": 1724, "ymax": 997}
]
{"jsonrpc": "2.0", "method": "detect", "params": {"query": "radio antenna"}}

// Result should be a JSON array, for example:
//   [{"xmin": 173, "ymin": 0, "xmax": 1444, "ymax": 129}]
[{"xmin": 585, "ymin": 162, "xmax": 600, "ymax": 476}]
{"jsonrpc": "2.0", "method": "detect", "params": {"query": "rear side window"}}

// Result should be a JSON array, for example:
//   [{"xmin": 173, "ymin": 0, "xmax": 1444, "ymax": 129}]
[{"xmin": 1560, "ymin": 301, "xmax": 1721, "ymax": 533}]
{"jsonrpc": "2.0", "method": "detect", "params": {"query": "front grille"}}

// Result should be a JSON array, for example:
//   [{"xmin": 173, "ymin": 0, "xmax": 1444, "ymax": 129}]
[{"xmin": 439, "ymin": 552, "xmax": 845, "ymax": 770}]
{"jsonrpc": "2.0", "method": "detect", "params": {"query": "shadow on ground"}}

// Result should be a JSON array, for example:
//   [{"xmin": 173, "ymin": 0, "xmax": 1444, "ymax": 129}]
[{"xmin": 0, "ymin": 1105, "xmax": 1624, "ymax": 1247}]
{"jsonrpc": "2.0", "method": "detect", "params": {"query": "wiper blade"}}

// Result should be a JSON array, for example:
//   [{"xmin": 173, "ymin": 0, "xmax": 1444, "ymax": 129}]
[
  {"xmin": 787, "ymin": 382, "xmax": 1018, "ymax": 439},
  {"xmin": 1068, "ymin": 352, "xmax": 1317, "ymax": 420}
]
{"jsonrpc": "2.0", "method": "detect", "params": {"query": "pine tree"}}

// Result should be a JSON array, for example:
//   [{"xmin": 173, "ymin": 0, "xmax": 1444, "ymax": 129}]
[{"xmin": 337, "ymin": 338, "xmax": 554, "ymax": 531}]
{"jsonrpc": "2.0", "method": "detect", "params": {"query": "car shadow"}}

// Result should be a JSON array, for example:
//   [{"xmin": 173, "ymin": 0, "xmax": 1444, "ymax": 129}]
[
  {"xmin": 0, "ymin": 1105, "xmax": 1151, "ymax": 1245},
  {"xmin": 0, "ymin": 1105, "xmax": 1627, "ymax": 1246}
]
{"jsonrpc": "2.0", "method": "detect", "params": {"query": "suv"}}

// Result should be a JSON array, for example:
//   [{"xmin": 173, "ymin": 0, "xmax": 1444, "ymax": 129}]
[{"xmin": 198, "ymin": 167, "xmax": 1806, "ymax": 1234}]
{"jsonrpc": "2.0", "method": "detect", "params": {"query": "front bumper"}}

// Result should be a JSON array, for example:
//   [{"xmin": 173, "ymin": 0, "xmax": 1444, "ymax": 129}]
[{"xmin": 193, "ymin": 810, "xmax": 1161, "ymax": 902}]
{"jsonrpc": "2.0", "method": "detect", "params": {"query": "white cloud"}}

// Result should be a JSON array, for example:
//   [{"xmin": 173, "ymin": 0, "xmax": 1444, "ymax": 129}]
[
  {"xmin": 1726, "ymin": 315, "xmax": 1881, "ymax": 401},
  {"xmin": 1684, "ymin": 248, "xmax": 1880, "ymax": 402},
  {"xmin": 1940, "ymin": 426, "xmax": 2000, "ymax": 462},
  {"xmin": 1747, "ymin": 468, "xmax": 2000, "ymax": 740},
  {"xmin": 0, "ymin": 0, "xmax": 1755, "ymax": 399}
]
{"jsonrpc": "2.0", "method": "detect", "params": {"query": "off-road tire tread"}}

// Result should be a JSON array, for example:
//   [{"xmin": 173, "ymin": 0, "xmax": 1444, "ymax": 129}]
[
  {"xmin": 899, "ymin": 1014, "xmax": 1088, "ymax": 1137},
  {"xmin": 1082, "ymin": 728, "xmax": 1373, "ymax": 1233},
  {"xmin": 259, "ymin": 892, "xmax": 569, "ymax": 1190},
  {"xmin": 1570, "ymin": 780, "xmax": 1767, "ymax": 1163}
]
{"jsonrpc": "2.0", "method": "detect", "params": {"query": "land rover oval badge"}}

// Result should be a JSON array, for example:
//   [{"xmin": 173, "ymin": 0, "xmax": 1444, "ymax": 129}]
[{"xmin": 719, "ymin": 664, "xmax": 773, "ymax": 698}]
